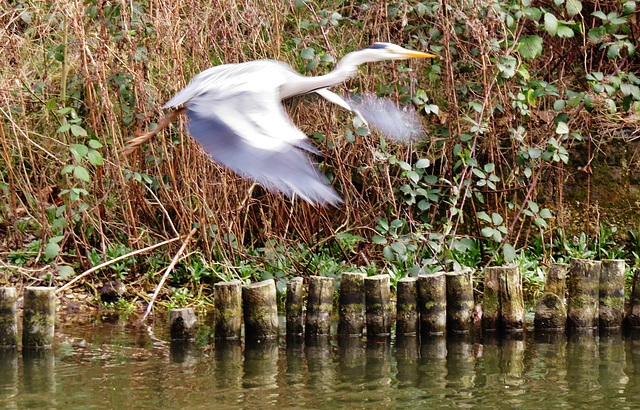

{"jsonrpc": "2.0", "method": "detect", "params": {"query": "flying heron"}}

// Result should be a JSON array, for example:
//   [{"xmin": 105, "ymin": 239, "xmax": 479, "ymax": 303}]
[{"xmin": 125, "ymin": 42, "xmax": 435, "ymax": 205}]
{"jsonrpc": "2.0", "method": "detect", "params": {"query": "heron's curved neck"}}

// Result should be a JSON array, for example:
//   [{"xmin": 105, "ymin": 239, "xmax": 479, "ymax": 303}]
[{"xmin": 280, "ymin": 51, "xmax": 366, "ymax": 98}]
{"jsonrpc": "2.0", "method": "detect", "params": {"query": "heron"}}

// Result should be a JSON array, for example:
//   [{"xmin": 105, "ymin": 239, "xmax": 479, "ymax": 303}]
[{"xmin": 125, "ymin": 42, "xmax": 435, "ymax": 206}]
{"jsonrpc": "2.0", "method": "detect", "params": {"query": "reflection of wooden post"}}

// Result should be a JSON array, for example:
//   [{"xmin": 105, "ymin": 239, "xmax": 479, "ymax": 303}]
[
  {"xmin": 23, "ymin": 287, "xmax": 56, "ymax": 347},
  {"xmin": 396, "ymin": 277, "xmax": 418, "ymax": 336},
  {"xmin": 482, "ymin": 267, "xmax": 500, "ymax": 331},
  {"xmin": 535, "ymin": 263, "xmax": 568, "ymax": 330},
  {"xmin": 499, "ymin": 265, "xmax": 524, "ymax": 331},
  {"xmin": 286, "ymin": 277, "xmax": 304, "ymax": 338},
  {"xmin": 170, "ymin": 308, "xmax": 198, "ymax": 340},
  {"xmin": 626, "ymin": 269, "xmax": 640, "ymax": 327},
  {"xmin": 417, "ymin": 273, "xmax": 446, "ymax": 335},
  {"xmin": 568, "ymin": 259, "xmax": 601, "ymax": 329},
  {"xmin": 599, "ymin": 259, "xmax": 625, "ymax": 329},
  {"xmin": 446, "ymin": 268, "xmax": 474, "ymax": 333},
  {"xmin": 243, "ymin": 279, "xmax": 279, "ymax": 339},
  {"xmin": 338, "ymin": 273, "xmax": 365, "ymax": 337},
  {"xmin": 365, "ymin": 275, "xmax": 391, "ymax": 337},
  {"xmin": 214, "ymin": 280, "xmax": 242, "ymax": 340},
  {"xmin": 0, "ymin": 288, "xmax": 17, "ymax": 347},
  {"xmin": 306, "ymin": 276, "xmax": 334, "ymax": 337}
]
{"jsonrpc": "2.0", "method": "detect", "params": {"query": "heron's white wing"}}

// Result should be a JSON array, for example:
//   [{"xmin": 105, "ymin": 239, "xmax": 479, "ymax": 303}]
[{"xmin": 183, "ymin": 89, "xmax": 341, "ymax": 206}]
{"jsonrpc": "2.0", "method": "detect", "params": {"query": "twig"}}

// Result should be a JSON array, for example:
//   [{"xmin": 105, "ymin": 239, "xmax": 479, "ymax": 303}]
[
  {"xmin": 56, "ymin": 234, "xmax": 185, "ymax": 294},
  {"xmin": 140, "ymin": 227, "xmax": 197, "ymax": 323},
  {"xmin": 121, "ymin": 107, "xmax": 186, "ymax": 155}
]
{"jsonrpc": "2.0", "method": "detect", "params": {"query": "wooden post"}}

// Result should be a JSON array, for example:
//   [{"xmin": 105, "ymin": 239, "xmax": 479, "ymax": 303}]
[
  {"xmin": 567, "ymin": 259, "xmax": 601, "ymax": 329},
  {"xmin": 286, "ymin": 277, "xmax": 304, "ymax": 339},
  {"xmin": 446, "ymin": 268, "xmax": 474, "ymax": 334},
  {"xmin": 396, "ymin": 277, "xmax": 418, "ymax": 336},
  {"xmin": 306, "ymin": 276, "xmax": 334, "ymax": 337},
  {"xmin": 534, "ymin": 263, "xmax": 568, "ymax": 330},
  {"xmin": 626, "ymin": 268, "xmax": 640, "ymax": 327},
  {"xmin": 338, "ymin": 272, "xmax": 365, "ymax": 337},
  {"xmin": 170, "ymin": 308, "xmax": 198, "ymax": 340},
  {"xmin": 0, "ymin": 287, "xmax": 17, "ymax": 347},
  {"xmin": 243, "ymin": 279, "xmax": 279, "ymax": 339},
  {"xmin": 482, "ymin": 267, "xmax": 500, "ymax": 331},
  {"xmin": 499, "ymin": 265, "xmax": 525, "ymax": 331},
  {"xmin": 23, "ymin": 287, "xmax": 55, "ymax": 348},
  {"xmin": 365, "ymin": 274, "xmax": 391, "ymax": 337},
  {"xmin": 417, "ymin": 273, "xmax": 446, "ymax": 335},
  {"xmin": 214, "ymin": 280, "xmax": 242, "ymax": 340},
  {"xmin": 599, "ymin": 259, "xmax": 625, "ymax": 329}
]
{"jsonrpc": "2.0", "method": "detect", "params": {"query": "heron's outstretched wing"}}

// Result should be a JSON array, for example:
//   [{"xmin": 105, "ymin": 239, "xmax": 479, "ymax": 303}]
[{"xmin": 172, "ymin": 86, "xmax": 341, "ymax": 206}]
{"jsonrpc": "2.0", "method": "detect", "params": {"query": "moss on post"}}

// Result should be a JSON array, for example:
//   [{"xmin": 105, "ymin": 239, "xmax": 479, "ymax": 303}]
[
  {"xmin": 22, "ymin": 287, "xmax": 55, "ymax": 348},
  {"xmin": 243, "ymin": 279, "xmax": 279, "ymax": 340},
  {"xmin": 214, "ymin": 280, "xmax": 242, "ymax": 340},
  {"xmin": 534, "ymin": 263, "xmax": 568, "ymax": 331},
  {"xmin": 599, "ymin": 259, "xmax": 625, "ymax": 329},
  {"xmin": 482, "ymin": 267, "xmax": 501, "ymax": 332},
  {"xmin": 0, "ymin": 288, "xmax": 17, "ymax": 347},
  {"xmin": 445, "ymin": 268, "xmax": 474, "ymax": 334},
  {"xmin": 338, "ymin": 272, "xmax": 365, "ymax": 337},
  {"xmin": 396, "ymin": 277, "xmax": 418, "ymax": 336},
  {"xmin": 365, "ymin": 274, "xmax": 391, "ymax": 337},
  {"xmin": 417, "ymin": 273, "xmax": 446, "ymax": 335},
  {"xmin": 286, "ymin": 277, "xmax": 304, "ymax": 339},
  {"xmin": 626, "ymin": 269, "xmax": 640, "ymax": 327},
  {"xmin": 306, "ymin": 276, "xmax": 334, "ymax": 337},
  {"xmin": 499, "ymin": 265, "xmax": 524, "ymax": 331},
  {"xmin": 567, "ymin": 258, "xmax": 601, "ymax": 330}
]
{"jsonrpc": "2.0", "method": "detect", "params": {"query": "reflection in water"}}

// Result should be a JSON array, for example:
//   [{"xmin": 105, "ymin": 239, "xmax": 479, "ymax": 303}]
[{"xmin": 2, "ymin": 314, "xmax": 640, "ymax": 408}]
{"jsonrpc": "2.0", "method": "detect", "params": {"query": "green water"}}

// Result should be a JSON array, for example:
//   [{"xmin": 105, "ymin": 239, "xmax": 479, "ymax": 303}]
[{"xmin": 2, "ymin": 314, "xmax": 640, "ymax": 409}]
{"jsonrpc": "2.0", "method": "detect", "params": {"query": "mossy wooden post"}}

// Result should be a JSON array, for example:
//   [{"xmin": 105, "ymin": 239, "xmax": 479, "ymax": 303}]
[
  {"xmin": 567, "ymin": 259, "xmax": 601, "ymax": 330},
  {"xmin": 396, "ymin": 277, "xmax": 418, "ymax": 336},
  {"xmin": 499, "ymin": 265, "xmax": 524, "ymax": 331},
  {"xmin": 626, "ymin": 269, "xmax": 640, "ymax": 327},
  {"xmin": 0, "ymin": 288, "xmax": 17, "ymax": 347},
  {"xmin": 22, "ymin": 287, "xmax": 55, "ymax": 348},
  {"xmin": 306, "ymin": 276, "xmax": 334, "ymax": 337},
  {"xmin": 170, "ymin": 308, "xmax": 198, "ymax": 340},
  {"xmin": 482, "ymin": 267, "xmax": 501, "ymax": 331},
  {"xmin": 214, "ymin": 280, "xmax": 242, "ymax": 340},
  {"xmin": 534, "ymin": 263, "xmax": 568, "ymax": 330},
  {"xmin": 243, "ymin": 279, "xmax": 278, "ymax": 339},
  {"xmin": 365, "ymin": 274, "xmax": 391, "ymax": 337},
  {"xmin": 599, "ymin": 259, "xmax": 625, "ymax": 329},
  {"xmin": 286, "ymin": 277, "xmax": 304, "ymax": 339},
  {"xmin": 417, "ymin": 273, "xmax": 446, "ymax": 335},
  {"xmin": 338, "ymin": 272, "xmax": 365, "ymax": 337},
  {"xmin": 445, "ymin": 268, "xmax": 474, "ymax": 334}
]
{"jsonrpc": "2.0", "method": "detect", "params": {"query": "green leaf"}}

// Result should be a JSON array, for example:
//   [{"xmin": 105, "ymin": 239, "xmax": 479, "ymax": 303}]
[
  {"xmin": 355, "ymin": 127, "xmax": 369, "ymax": 136},
  {"xmin": 382, "ymin": 246, "xmax": 394, "ymax": 261},
  {"xmin": 540, "ymin": 208, "xmax": 553, "ymax": 218},
  {"xmin": 407, "ymin": 170, "xmax": 420, "ymax": 183},
  {"xmin": 345, "ymin": 129, "xmax": 355, "ymax": 143},
  {"xmin": 416, "ymin": 158, "xmax": 430, "ymax": 168},
  {"xmin": 57, "ymin": 123, "xmax": 71, "ymax": 133},
  {"xmin": 73, "ymin": 165, "xmax": 90, "ymax": 182},
  {"xmin": 623, "ymin": 1, "xmax": 636, "ymax": 15},
  {"xmin": 566, "ymin": 0, "xmax": 582, "ymax": 17},
  {"xmin": 70, "ymin": 144, "xmax": 88, "ymax": 162},
  {"xmin": 88, "ymin": 139, "xmax": 103, "ymax": 149},
  {"xmin": 45, "ymin": 241, "xmax": 60, "ymax": 260},
  {"xmin": 87, "ymin": 149, "xmax": 103, "ymax": 166},
  {"xmin": 556, "ymin": 121, "xmax": 569, "ymax": 134},
  {"xmin": 553, "ymin": 99, "xmax": 566, "ymax": 111},
  {"xmin": 477, "ymin": 211, "xmax": 492, "ymax": 223},
  {"xmin": 61, "ymin": 164, "xmax": 75, "ymax": 175},
  {"xmin": 544, "ymin": 13, "xmax": 558, "ymax": 36},
  {"xmin": 481, "ymin": 227, "xmax": 495, "ymax": 238},
  {"xmin": 556, "ymin": 25, "xmax": 574, "ymax": 38},
  {"xmin": 491, "ymin": 213, "xmax": 504, "ymax": 225},
  {"xmin": 372, "ymin": 235, "xmax": 387, "ymax": 245},
  {"xmin": 607, "ymin": 44, "xmax": 620, "ymax": 59},
  {"xmin": 503, "ymin": 243, "xmax": 516, "ymax": 263},
  {"xmin": 70, "ymin": 124, "xmax": 87, "ymax": 137},
  {"xmin": 592, "ymin": 11, "xmax": 607, "ymax": 20},
  {"xmin": 58, "ymin": 265, "xmax": 75, "ymax": 280},
  {"xmin": 518, "ymin": 35, "xmax": 543, "ymax": 59},
  {"xmin": 300, "ymin": 47, "xmax": 315, "ymax": 60}
]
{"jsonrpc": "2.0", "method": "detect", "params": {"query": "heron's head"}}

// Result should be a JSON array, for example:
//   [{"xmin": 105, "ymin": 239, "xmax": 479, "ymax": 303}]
[{"xmin": 363, "ymin": 42, "xmax": 437, "ymax": 61}]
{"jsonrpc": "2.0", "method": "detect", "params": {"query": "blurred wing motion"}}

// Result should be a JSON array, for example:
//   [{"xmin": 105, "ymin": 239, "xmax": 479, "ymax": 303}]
[
  {"xmin": 347, "ymin": 94, "xmax": 424, "ymax": 142},
  {"xmin": 155, "ymin": 43, "xmax": 435, "ymax": 206}
]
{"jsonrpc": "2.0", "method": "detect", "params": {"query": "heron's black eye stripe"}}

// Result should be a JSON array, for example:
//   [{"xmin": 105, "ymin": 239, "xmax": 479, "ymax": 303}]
[{"xmin": 368, "ymin": 43, "xmax": 387, "ymax": 50}]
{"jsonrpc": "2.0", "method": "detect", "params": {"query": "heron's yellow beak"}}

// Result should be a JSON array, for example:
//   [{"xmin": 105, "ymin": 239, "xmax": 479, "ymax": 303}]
[{"xmin": 399, "ymin": 49, "xmax": 437, "ymax": 58}]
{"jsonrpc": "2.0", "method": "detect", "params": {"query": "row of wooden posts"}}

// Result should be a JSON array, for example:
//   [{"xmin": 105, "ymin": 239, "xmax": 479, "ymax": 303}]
[{"xmin": 0, "ymin": 258, "xmax": 636, "ymax": 347}]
